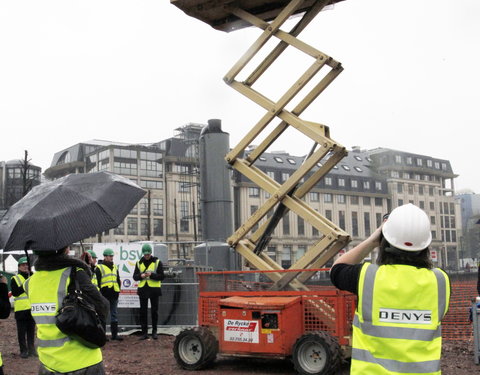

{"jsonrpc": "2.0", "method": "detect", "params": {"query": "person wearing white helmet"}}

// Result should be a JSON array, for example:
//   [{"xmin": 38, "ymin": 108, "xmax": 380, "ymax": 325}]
[{"xmin": 331, "ymin": 203, "xmax": 450, "ymax": 375}]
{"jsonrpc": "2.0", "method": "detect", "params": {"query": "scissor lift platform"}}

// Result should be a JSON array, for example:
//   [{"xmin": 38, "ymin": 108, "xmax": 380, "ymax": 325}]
[{"xmin": 171, "ymin": 0, "xmax": 345, "ymax": 31}]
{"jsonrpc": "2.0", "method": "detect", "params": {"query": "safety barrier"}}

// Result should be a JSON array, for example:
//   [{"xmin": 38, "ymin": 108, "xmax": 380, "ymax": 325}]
[{"xmin": 442, "ymin": 272, "xmax": 477, "ymax": 341}]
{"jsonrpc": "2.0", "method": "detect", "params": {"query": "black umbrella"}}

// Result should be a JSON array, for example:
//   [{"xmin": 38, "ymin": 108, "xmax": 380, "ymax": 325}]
[{"xmin": 0, "ymin": 171, "xmax": 146, "ymax": 252}]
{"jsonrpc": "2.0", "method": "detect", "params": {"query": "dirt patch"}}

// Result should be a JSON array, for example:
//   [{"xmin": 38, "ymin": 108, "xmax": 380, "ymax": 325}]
[{"xmin": 0, "ymin": 315, "xmax": 477, "ymax": 374}]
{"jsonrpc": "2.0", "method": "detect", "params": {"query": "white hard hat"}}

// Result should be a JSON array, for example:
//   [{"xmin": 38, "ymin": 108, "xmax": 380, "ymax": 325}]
[{"xmin": 382, "ymin": 203, "xmax": 432, "ymax": 251}]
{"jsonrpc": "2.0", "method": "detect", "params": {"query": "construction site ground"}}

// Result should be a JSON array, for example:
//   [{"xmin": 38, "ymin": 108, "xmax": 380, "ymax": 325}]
[{"xmin": 0, "ymin": 315, "xmax": 477, "ymax": 375}]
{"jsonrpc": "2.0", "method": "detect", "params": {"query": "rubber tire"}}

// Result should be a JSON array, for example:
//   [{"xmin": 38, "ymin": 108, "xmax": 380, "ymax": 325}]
[
  {"xmin": 292, "ymin": 331, "xmax": 341, "ymax": 375},
  {"xmin": 173, "ymin": 327, "xmax": 218, "ymax": 370}
]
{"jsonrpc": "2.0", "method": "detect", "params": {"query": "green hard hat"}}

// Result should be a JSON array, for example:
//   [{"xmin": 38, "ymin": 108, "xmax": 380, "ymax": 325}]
[
  {"xmin": 18, "ymin": 257, "xmax": 28, "ymax": 265},
  {"xmin": 87, "ymin": 250, "xmax": 97, "ymax": 258},
  {"xmin": 141, "ymin": 244, "xmax": 152, "ymax": 254},
  {"xmin": 103, "ymin": 248, "xmax": 114, "ymax": 256}
]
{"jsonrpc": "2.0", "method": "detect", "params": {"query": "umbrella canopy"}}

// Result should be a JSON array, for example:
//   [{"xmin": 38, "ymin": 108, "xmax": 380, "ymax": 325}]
[{"xmin": 0, "ymin": 171, "xmax": 146, "ymax": 252}]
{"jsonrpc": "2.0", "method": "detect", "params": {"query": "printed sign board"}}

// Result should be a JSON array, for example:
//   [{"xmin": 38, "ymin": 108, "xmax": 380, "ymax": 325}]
[{"xmin": 223, "ymin": 319, "xmax": 259, "ymax": 344}]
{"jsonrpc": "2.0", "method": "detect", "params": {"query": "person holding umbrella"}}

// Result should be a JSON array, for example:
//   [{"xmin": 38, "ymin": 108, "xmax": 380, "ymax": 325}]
[
  {"xmin": 0, "ymin": 171, "xmax": 146, "ymax": 373},
  {"xmin": 25, "ymin": 246, "xmax": 109, "ymax": 374},
  {"xmin": 11, "ymin": 256, "xmax": 36, "ymax": 358},
  {"xmin": 133, "ymin": 244, "xmax": 165, "ymax": 340},
  {"xmin": 95, "ymin": 248, "xmax": 123, "ymax": 341},
  {"xmin": 0, "ymin": 275, "xmax": 11, "ymax": 375}
]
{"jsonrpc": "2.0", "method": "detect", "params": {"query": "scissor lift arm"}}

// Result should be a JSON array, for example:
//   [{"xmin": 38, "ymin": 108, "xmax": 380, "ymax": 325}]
[{"xmin": 171, "ymin": 0, "xmax": 351, "ymax": 291}]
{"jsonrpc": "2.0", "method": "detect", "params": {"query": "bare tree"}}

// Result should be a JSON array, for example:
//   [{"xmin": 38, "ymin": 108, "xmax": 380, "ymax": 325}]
[{"xmin": 20, "ymin": 150, "xmax": 34, "ymax": 197}]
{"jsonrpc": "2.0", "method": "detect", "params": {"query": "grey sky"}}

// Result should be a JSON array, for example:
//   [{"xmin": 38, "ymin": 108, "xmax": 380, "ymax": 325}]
[{"xmin": 0, "ymin": 0, "xmax": 478, "ymax": 193}]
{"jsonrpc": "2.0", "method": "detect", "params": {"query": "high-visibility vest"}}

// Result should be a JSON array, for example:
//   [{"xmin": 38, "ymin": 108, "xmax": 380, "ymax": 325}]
[
  {"xmin": 91, "ymin": 268, "xmax": 99, "ymax": 290},
  {"xmin": 0, "ymin": 352, "xmax": 2, "ymax": 367},
  {"xmin": 12, "ymin": 274, "xmax": 31, "ymax": 312},
  {"xmin": 24, "ymin": 267, "xmax": 102, "ymax": 373},
  {"xmin": 97, "ymin": 264, "xmax": 120, "ymax": 292},
  {"xmin": 137, "ymin": 260, "xmax": 161, "ymax": 288},
  {"xmin": 352, "ymin": 263, "xmax": 450, "ymax": 375}
]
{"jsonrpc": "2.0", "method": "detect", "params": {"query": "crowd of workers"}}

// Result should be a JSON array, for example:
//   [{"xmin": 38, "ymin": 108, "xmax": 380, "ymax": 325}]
[
  {"xmin": 0, "ymin": 203, "xmax": 478, "ymax": 374},
  {"xmin": 0, "ymin": 243, "xmax": 164, "ymax": 374}
]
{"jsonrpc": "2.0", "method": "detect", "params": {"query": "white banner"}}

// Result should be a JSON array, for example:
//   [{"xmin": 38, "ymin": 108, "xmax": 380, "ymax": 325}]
[{"xmin": 92, "ymin": 243, "xmax": 149, "ymax": 308}]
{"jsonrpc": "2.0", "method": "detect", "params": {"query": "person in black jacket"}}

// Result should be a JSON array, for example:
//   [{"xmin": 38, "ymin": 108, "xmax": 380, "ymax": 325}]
[
  {"xmin": 95, "ymin": 248, "xmax": 123, "ymax": 341},
  {"xmin": 132, "ymin": 244, "xmax": 164, "ymax": 340},
  {"xmin": 30, "ymin": 246, "xmax": 109, "ymax": 374},
  {"xmin": 1, "ymin": 274, "xmax": 12, "ymax": 375},
  {"xmin": 11, "ymin": 256, "xmax": 36, "ymax": 358}
]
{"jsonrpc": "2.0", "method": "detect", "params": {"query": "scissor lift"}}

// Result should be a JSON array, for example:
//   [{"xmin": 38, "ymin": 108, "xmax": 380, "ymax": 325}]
[{"xmin": 172, "ymin": 0, "xmax": 350, "ymax": 289}]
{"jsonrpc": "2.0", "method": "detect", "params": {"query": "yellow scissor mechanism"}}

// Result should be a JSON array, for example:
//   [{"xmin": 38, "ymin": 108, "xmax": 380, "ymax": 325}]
[{"xmin": 172, "ymin": 0, "xmax": 351, "ymax": 291}]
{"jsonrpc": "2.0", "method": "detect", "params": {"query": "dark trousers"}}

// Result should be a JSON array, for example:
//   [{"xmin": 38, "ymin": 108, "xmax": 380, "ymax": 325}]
[
  {"xmin": 139, "ymin": 295, "xmax": 159, "ymax": 334},
  {"xmin": 16, "ymin": 317, "xmax": 36, "ymax": 354}
]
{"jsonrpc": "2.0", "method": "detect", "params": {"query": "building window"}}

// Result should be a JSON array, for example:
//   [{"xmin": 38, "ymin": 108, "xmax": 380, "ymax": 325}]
[
  {"xmin": 351, "ymin": 179, "xmax": 358, "ymax": 188},
  {"xmin": 434, "ymin": 162, "xmax": 440, "ymax": 169},
  {"xmin": 297, "ymin": 217, "xmax": 305, "ymax": 236},
  {"xmin": 430, "ymin": 201, "xmax": 435, "ymax": 210},
  {"xmin": 140, "ymin": 180, "xmax": 163, "ymax": 189},
  {"xmin": 152, "ymin": 198, "xmax": 164, "ymax": 216},
  {"xmin": 338, "ymin": 178, "xmax": 345, "ymax": 187},
  {"xmin": 395, "ymin": 155, "xmax": 402, "ymax": 163},
  {"xmin": 391, "ymin": 171, "xmax": 400, "ymax": 178},
  {"xmin": 363, "ymin": 197, "xmax": 371, "ymax": 205},
  {"xmin": 429, "ymin": 187, "xmax": 434, "ymax": 196},
  {"xmin": 286, "ymin": 158, "xmax": 296, "ymax": 165},
  {"xmin": 376, "ymin": 213, "xmax": 382, "ymax": 227},
  {"xmin": 364, "ymin": 212, "xmax": 371, "ymax": 236},
  {"xmin": 403, "ymin": 172, "xmax": 410, "ymax": 179},
  {"xmin": 281, "ymin": 246, "xmax": 292, "ymax": 269},
  {"xmin": 309, "ymin": 192, "xmax": 320, "ymax": 202},
  {"xmin": 180, "ymin": 219, "xmax": 189, "ymax": 232},
  {"xmin": 363, "ymin": 181, "xmax": 370, "ymax": 190},
  {"xmin": 127, "ymin": 217, "xmax": 138, "ymax": 235},
  {"xmin": 140, "ymin": 218, "xmax": 149, "ymax": 236},
  {"xmin": 341, "ymin": 165, "xmax": 350, "ymax": 171},
  {"xmin": 431, "ymin": 230, "xmax": 436, "ymax": 240},
  {"xmin": 114, "ymin": 222, "xmax": 124, "ymax": 235},
  {"xmin": 418, "ymin": 186, "xmax": 424, "ymax": 195},
  {"xmin": 267, "ymin": 171, "xmax": 275, "ymax": 180},
  {"xmin": 337, "ymin": 195, "xmax": 346, "ymax": 204},
  {"xmin": 416, "ymin": 158, "xmax": 423, "ymax": 166},
  {"xmin": 339, "ymin": 210, "xmax": 345, "ymax": 230},
  {"xmin": 274, "ymin": 157, "xmax": 283, "ymax": 163},
  {"xmin": 375, "ymin": 197, "xmax": 383, "ymax": 207},
  {"xmin": 398, "ymin": 199, "xmax": 404, "ymax": 206},
  {"xmin": 153, "ymin": 219, "xmax": 163, "ymax": 236},
  {"xmin": 397, "ymin": 183, "xmax": 403, "ymax": 193},
  {"xmin": 419, "ymin": 201, "xmax": 425, "ymax": 209},
  {"xmin": 441, "ymin": 163, "xmax": 447, "ymax": 171},
  {"xmin": 351, "ymin": 196, "xmax": 359, "ymax": 205},
  {"xmin": 324, "ymin": 194, "xmax": 332, "ymax": 203},
  {"xmin": 325, "ymin": 177, "xmax": 332, "ymax": 186},
  {"xmin": 375, "ymin": 181, "xmax": 382, "ymax": 191},
  {"xmin": 283, "ymin": 214, "xmax": 290, "ymax": 235},
  {"xmin": 352, "ymin": 211, "xmax": 358, "ymax": 237},
  {"xmin": 282, "ymin": 172, "xmax": 290, "ymax": 182},
  {"xmin": 406, "ymin": 157, "xmax": 412, "ymax": 165},
  {"xmin": 354, "ymin": 166, "xmax": 363, "ymax": 173},
  {"xmin": 139, "ymin": 198, "xmax": 149, "ymax": 215},
  {"xmin": 354, "ymin": 155, "xmax": 362, "ymax": 161},
  {"xmin": 248, "ymin": 187, "xmax": 260, "ymax": 197},
  {"xmin": 431, "ymin": 216, "xmax": 436, "ymax": 225},
  {"xmin": 325, "ymin": 209, "xmax": 332, "ymax": 221}
]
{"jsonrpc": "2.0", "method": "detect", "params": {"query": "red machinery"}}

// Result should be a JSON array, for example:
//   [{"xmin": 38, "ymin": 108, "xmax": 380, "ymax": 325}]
[{"xmin": 174, "ymin": 269, "xmax": 355, "ymax": 374}]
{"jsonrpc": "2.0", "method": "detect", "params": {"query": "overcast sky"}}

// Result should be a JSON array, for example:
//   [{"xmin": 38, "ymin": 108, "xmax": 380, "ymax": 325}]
[{"xmin": 0, "ymin": 0, "xmax": 478, "ymax": 193}]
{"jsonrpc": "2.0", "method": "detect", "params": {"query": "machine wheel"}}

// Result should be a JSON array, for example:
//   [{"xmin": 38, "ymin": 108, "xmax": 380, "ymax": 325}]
[
  {"xmin": 292, "ymin": 331, "xmax": 341, "ymax": 375},
  {"xmin": 173, "ymin": 327, "xmax": 218, "ymax": 370}
]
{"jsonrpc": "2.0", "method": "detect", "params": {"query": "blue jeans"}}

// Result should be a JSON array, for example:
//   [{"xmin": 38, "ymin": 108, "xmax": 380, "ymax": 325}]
[{"xmin": 109, "ymin": 298, "xmax": 118, "ymax": 324}]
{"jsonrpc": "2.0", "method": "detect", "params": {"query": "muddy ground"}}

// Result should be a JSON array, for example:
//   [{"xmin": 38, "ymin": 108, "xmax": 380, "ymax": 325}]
[{"xmin": 0, "ymin": 315, "xmax": 477, "ymax": 374}]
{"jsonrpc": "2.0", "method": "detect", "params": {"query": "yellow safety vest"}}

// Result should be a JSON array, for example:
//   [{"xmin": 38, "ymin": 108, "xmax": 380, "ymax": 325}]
[
  {"xmin": 97, "ymin": 264, "xmax": 120, "ymax": 292},
  {"xmin": 91, "ymin": 269, "xmax": 99, "ymax": 290},
  {"xmin": 137, "ymin": 260, "xmax": 161, "ymax": 288},
  {"xmin": 24, "ymin": 267, "xmax": 102, "ymax": 373},
  {"xmin": 0, "ymin": 352, "xmax": 2, "ymax": 367},
  {"xmin": 352, "ymin": 263, "xmax": 450, "ymax": 375},
  {"xmin": 12, "ymin": 274, "xmax": 31, "ymax": 312}
]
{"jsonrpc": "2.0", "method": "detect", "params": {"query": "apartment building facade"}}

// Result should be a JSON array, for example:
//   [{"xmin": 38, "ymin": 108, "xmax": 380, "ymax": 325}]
[
  {"xmin": 44, "ymin": 125, "xmax": 202, "ymax": 258},
  {"xmin": 44, "ymin": 125, "xmax": 461, "ymax": 269},
  {"xmin": 0, "ymin": 159, "xmax": 42, "ymax": 211}
]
